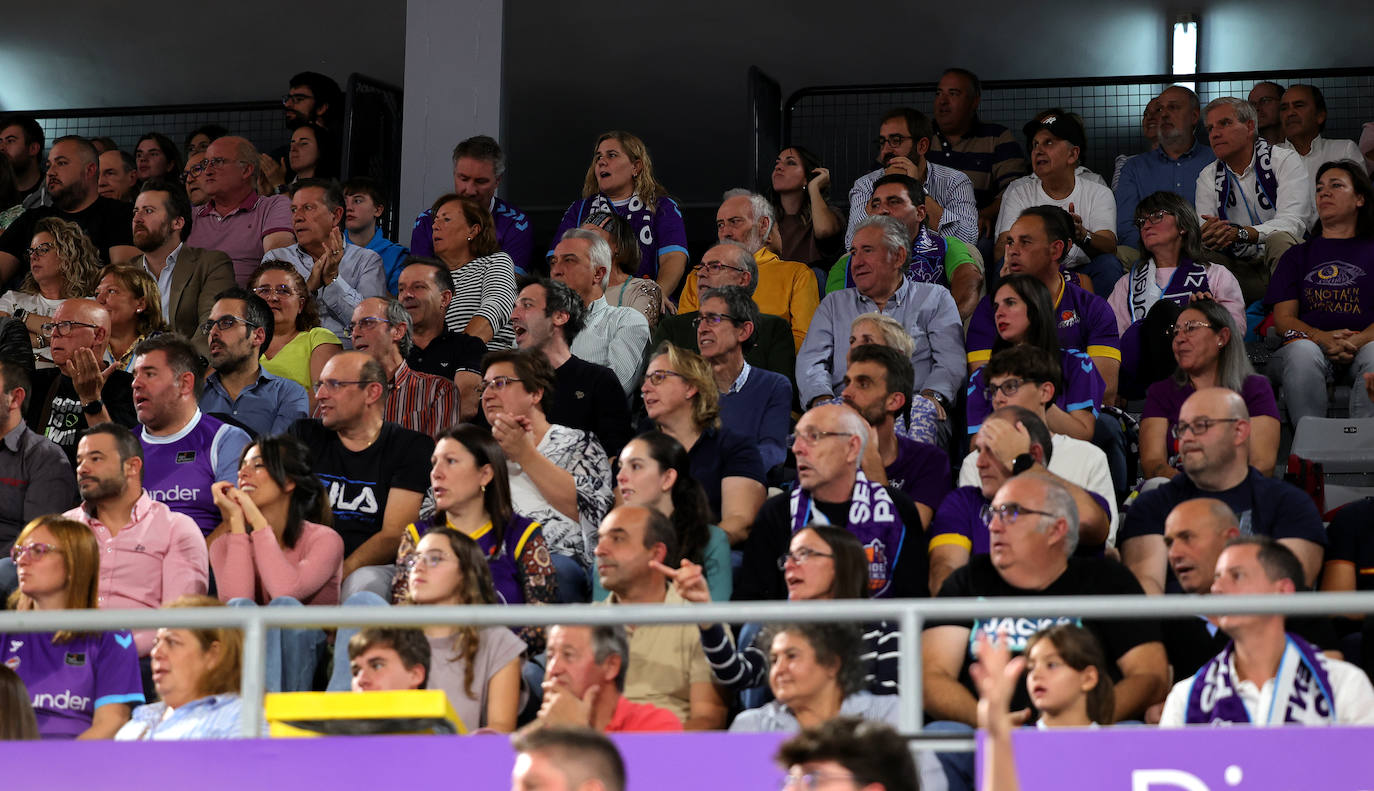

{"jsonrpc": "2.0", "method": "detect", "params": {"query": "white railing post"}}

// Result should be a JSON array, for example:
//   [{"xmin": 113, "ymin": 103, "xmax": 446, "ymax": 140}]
[
  {"xmin": 239, "ymin": 615, "xmax": 267, "ymax": 738},
  {"xmin": 900, "ymin": 609, "xmax": 924, "ymax": 734}
]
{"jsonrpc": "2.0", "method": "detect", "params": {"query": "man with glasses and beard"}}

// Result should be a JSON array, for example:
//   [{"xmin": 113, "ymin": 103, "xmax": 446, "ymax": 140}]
[
  {"xmin": 197, "ymin": 287, "xmax": 308, "ymax": 438},
  {"xmin": 127, "ymin": 179, "xmax": 236, "ymax": 353}
]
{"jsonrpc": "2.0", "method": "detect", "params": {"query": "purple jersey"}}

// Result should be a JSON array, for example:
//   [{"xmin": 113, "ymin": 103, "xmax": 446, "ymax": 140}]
[
  {"xmin": 927, "ymin": 486, "xmax": 990, "ymax": 556},
  {"xmin": 966, "ymin": 279, "xmax": 1121, "ymax": 366},
  {"xmin": 548, "ymin": 194, "xmax": 689, "ymax": 280},
  {"xmin": 140, "ymin": 411, "xmax": 252, "ymax": 536},
  {"xmin": 409, "ymin": 196, "xmax": 534, "ymax": 274},
  {"xmin": 410, "ymin": 513, "xmax": 543, "ymax": 606},
  {"xmin": 965, "ymin": 348, "xmax": 1104, "ymax": 435},
  {"xmin": 1265, "ymin": 236, "xmax": 1374, "ymax": 331},
  {"xmin": 1, "ymin": 630, "xmax": 143, "ymax": 739},
  {"xmin": 885, "ymin": 435, "xmax": 951, "ymax": 513}
]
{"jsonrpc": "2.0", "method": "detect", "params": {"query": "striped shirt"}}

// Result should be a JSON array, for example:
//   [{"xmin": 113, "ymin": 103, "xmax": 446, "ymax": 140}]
[
  {"xmin": 569, "ymin": 297, "xmax": 651, "ymax": 396},
  {"xmin": 845, "ymin": 161, "xmax": 979, "ymax": 247},
  {"xmin": 701, "ymin": 621, "xmax": 900, "ymax": 696},
  {"xmin": 385, "ymin": 361, "xmax": 458, "ymax": 438},
  {"xmin": 928, "ymin": 120, "xmax": 1029, "ymax": 210},
  {"xmin": 116, "ymin": 694, "xmax": 249, "ymax": 740},
  {"xmin": 444, "ymin": 251, "xmax": 517, "ymax": 350}
]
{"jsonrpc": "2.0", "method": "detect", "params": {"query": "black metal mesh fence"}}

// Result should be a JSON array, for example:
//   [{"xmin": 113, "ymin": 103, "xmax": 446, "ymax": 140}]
[
  {"xmin": 29, "ymin": 102, "xmax": 284, "ymax": 161},
  {"xmin": 785, "ymin": 69, "xmax": 1374, "ymax": 210}
]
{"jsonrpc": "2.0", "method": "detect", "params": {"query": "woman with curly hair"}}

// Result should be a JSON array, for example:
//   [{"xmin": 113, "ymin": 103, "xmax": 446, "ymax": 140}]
[
  {"xmin": 94, "ymin": 264, "xmax": 169, "ymax": 371},
  {"xmin": 549, "ymin": 131, "xmax": 689, "ymax": 299},
  {"xmin": 250, "ymin": 260, "xmax": 341, "ymax": 406},
  {"xmin": 0, "ymin": 216, "xmax": 101, "ymax": 362}
]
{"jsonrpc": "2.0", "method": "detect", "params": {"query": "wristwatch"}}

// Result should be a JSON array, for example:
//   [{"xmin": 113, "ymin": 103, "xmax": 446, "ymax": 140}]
[
  {"xmin": 1230, "ymin": 223, "xmax": 1252, "ymax": 244},
  {"xmin": 82, "ymin": 399, "xmax": 104, "ymax": 416},
  {"xmin": 1011, "ymin": 453, "xmax": 1036, "ymax": 475},
  {"xmin": 920, "ymin": 389, "xmax": 951, "ymax": 414},
  {"xmin": 1080, "ymin": 231, "xmax": 1094, "ymax": 249}
]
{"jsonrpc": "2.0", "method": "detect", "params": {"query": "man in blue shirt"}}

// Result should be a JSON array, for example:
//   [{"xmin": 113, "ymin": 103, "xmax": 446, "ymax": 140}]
[
  {"xmin": 343, "ymin": 177, "xmax": 408, "ymax": 294},
  {"xmin": 198, "ymin": 287, "xmax": 309, "ymax": 438},
  {"xmin": 1115, "ymin": 86, "xmax": 1215, "ymax": 263}
]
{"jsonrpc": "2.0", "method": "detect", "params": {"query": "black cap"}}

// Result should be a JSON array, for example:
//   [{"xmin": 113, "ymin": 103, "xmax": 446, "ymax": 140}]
[{"xmin": 1023, "ymin": 114, "xmax": 1086, "ymax": 151}]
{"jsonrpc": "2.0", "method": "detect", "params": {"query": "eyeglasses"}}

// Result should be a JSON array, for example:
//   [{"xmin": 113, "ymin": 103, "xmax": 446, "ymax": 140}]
[
  {"xmin": 984, "ymin": 377, "xmax": 1033, "ymax": 400},
  {"xmin": 781, "ymin": 771, "xmax": 867, "ymax": 790},
  {"xmin": 182, "ymin": 161, "xmax": 208, "ymax": 182},
  {"xmin": 693, "ymin": 312, "xmax": 742, "ymax": 328},
  {"xmin": 873, "ymin": 133, "xmax": 912, "ymax": 148},
  {"xmin": 1133, "ymin": 209, "xmax": 1175, "ymax": 228},
  {"xmin": 346, "ymin": 317, "xmax": 392, "ymax": 335},
  {"xmin": 199, "ymin": 315, "xmax": 259, "ymax": 335},
  {"xmin": 253, "ymin": 284, "xmax": 298, "ymax": 299},
  {"xmin": 478, "ymin": 376, "xmax": 524, "ymax": 394},
  {"xmin": 777, "ymin": 547, "xmax": 834, "ymax": 570},
  {"xmin": 10, "ymin": 542, "xmax": 61, "ymax": 563},
  {"xmin": 406, "ymin": 551, "xmax": 454, "ymax": 570},
  {"xmin": 41, "ymin": 320, "xmax": 99, "ymax": 337},
  {"xmin": 643, "ymin": 370, "xmax": 687, "ymax": 386},
  {"xmin": 1171, "ymin": 417, "xmax": 1240, "ymax": 439},
  {"xmin": 693, "ymin": 261, "xmax": 748, "ymax": 275},
  {"xmin": 25, "ymin": 242, "xmax": 54, "ymax": 260},
  {"xmin": 202, "ymin": 157, "xmax": 246, "ymax": 172},
  {"xmin": 791, "ymin": 428, "xmax": 854, "ymax": 447},
  {"xmin": 1169, "ymin": 320, "xmax": 1216, "ymax": 338},
  {"xmin": 313, "ymin": 379, "xmax": 373, "ymax": 393},
  {"xmin": 980, "ymin": 502, "xmax": 1058, "ymax": 527},
  {"xmin": 282, "ymin": 92, "xmax": 314, "ymax": 106}
]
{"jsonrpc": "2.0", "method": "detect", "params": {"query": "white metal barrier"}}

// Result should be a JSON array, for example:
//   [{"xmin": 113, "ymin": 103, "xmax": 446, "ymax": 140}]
[{"xmin": 3, "ymin": 591, "xmax": 1373, "ymax": 739}]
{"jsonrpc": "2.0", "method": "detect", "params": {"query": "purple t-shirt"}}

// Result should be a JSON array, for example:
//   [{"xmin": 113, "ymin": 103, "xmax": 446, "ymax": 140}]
[
  {"xmin": 140, "ymin": 412, "xmax": 252, "ymax": 537},
  {"xmin": 927, "ymin": 486, "xmax": 989, "ymax": 555},
  {"xmin": 966, "ymin": 280, "xmax": 1121, "ymax": 366},
  {"xmin": 965, "ymin": 348, "xmax": 1104, "ymax": 436},
  {"xmin": 409, "ymin": 196, "xmax": 534, "ymax": 275},
  {"xmin": 886, "ymin": 435, "xmax": 951, "ymax": 513},
  {"xmin": 547, "ymin": 194, "xmax": 689, "ymax": 280},
  {"xmin": 1265, "ymin": 236, "xmax": 1374, "ymax": 331},
  {"xmin": 1143, "ymin": 374, "xmax": 1278, "ymax": 458},
  {"xmin": 1, "ymin": 630, "xmax": 144, "ymax": 739}
]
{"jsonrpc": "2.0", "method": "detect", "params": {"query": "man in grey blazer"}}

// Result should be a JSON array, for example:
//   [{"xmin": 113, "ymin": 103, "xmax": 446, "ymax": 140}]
[{"xmin": 129, "ymin": 178, "xmax": 237, "ymax": 354}]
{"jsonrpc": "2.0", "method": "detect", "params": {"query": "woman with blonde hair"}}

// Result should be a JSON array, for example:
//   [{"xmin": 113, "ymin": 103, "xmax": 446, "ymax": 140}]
[
  {"xmin": 0, "ymin": 216, "xmax": 102, "ymax": 362},
  {"xmin": 2, "ymin": 515, "xmax": 144, "ymax": 739},
  {"xmin": 642, "ymin": 342, "xmax": 765, "ymax": 544},
  {"xmin": 115, "ymin": 595, "xmax": 248, "ymax": 740},
  {"xmin": 550, "ymin": 131, "xmax": 689, "ymax": 299},
  {"xmin": 95, "ymin": 264, "xmax": 168, "ymax": 371}
]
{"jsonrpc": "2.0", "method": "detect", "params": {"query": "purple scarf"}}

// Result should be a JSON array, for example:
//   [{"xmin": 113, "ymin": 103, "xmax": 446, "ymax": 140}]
[
  {"xmin": 585, "ymin": 193, "xmax": 658, "ymax": 278},
  {"xmin": 1185, "ymin": 633, "xmax": 1336, "ymax": 725},
  {"xmin": 845, "ymin": 226, "xmax": 948, "ymax": 288},
  {"xmin": 1127, "ymin": 258, "xmax": 1212, "ymax": 323},
  {"xmin": 789, "ymin": 471, "xmax": 905, "ymax": 598},
  {"xmin": 1214, "ymin": 139, "xmax": 1279, "ymax": 255}
]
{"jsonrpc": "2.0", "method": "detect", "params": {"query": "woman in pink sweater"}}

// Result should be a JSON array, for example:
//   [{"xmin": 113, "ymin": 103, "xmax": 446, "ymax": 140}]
[{"xmin": 208, "ymin": 435, "xmax": 343, "ymax": 692}]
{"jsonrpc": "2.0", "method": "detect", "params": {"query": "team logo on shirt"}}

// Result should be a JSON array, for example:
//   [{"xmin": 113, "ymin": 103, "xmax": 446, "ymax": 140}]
[
  {"xmin": 1307, "ymin": 261, "xmax": 1365, "ymax": 287},
  {"xmin": 1058, "ymin": 310, "xmax": 1080, "ymax": 329},
  {"xmin": 175, "ymin": 451, "xmax": 197, "ymax": 464},
  {"xmin": 4, "ymin": 657, "xmax": 18, "ymax": 670},
  {"xmin": 969, "ymin": 616, "xmax": 1083, "ymax": 654},
  {"xmin": 32, "ymin": 690, "xmax": 92, "ymax": 711},
  {"xmin": 864, "ymin": 539, "xmax": 889, "ymax": 595},
  {"xmin": 64, "ymin": 652, "xmax": 86, "ymax": 667}
]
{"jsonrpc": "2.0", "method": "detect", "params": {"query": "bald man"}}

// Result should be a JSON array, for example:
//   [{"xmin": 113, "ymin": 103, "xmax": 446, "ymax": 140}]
[
  {"xmin": 25, "ymin": 299, "xmax": 138, "ymax": 467},
  {"xmin": 736, "ymin": 403, "xmax": 930, "ymax": 601},
  {"xmin": 185, "ymin": 135, "xmax": 294, "ymax": 284},
  {"xmin": 1118, "ymin": 387, "xmax": 1326, "ymax": 595}
]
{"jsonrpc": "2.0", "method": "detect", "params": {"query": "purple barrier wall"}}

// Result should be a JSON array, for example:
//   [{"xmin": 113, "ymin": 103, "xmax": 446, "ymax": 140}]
[
  {"xmin": 0, "ymin": 732, "xmax": 789, "ymax": 789},
  {"xmin": 984, "ymin": 726, "xmax": 1374, "ymax": 790}
]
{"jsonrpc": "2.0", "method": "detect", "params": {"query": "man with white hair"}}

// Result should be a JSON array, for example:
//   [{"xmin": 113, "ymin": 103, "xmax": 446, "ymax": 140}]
[
  {"xmin": 735, "ymin": 402, "xmax": 929, "ymax": 601},
  {"xmin": 550, "ymin": 229, "xmax": 650, "ymax": 395},
  {"xmin": 797, "ymin": 215, "xmax": 964, "ymax": 422},
  {"xmin": 1194, "ymin": 96, "xmax": 1315, "ymax": 304},
  {"xmin": 923, "ymin": 472, "xmax": 1170, "ymax": 728},
  {"xmin": 679, "ymin": 189, "xmax": 819, "ymax": 352}
]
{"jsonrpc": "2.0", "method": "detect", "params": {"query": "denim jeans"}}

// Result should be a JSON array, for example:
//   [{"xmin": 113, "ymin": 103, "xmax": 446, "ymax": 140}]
[
  {"xmin": 227, "ymin": 596, "xmax": 327, "ymax": 693},
  {"xmin": 550, "ymin": 553, "xmax": 590, "ymax": 604}
]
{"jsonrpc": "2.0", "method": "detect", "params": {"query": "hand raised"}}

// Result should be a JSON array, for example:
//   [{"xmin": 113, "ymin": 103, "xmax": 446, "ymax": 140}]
[{"xmin": 649, "ymin": 558, "xmax": 711, "ymax": 604}]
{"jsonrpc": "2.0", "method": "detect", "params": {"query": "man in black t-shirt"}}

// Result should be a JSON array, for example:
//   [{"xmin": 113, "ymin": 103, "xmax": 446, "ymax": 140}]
[
  {"xmin": 0, "ymin": 114, "xmax": 44, "ymax": 204},
  {"xmin": 397, "ymin": 258, "xmax": 485, "ymax": 420},
  {"xmin": 735, "ymin": 403, "xmax": 928, "ymax": 601},
  {"xmin": 0, "ymin": 136, "xmax": 138, "ymax": 287},
  {"xmin": 288, "ymin": 351, "xmax": 431, "ymax": 600},
  {"xmin": 25, "ymin": 300, "xmax": 137, "ymax": 467},
  {"xmin": 1119, "ymin": 388, "xmax": 1326, "ymax": 595},
  {"xmin": 924, "ymin": 473, "xmax": 1169, "ymax": 727},
  {"xmin": 511, "ymin": 277, "xmax": 631, "ymax": 459}
]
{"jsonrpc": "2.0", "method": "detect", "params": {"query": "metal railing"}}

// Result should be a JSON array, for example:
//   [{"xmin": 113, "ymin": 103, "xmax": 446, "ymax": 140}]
[{"xmin": 3, "ymin": 591, "xmax": 1372, "ymax": 740}]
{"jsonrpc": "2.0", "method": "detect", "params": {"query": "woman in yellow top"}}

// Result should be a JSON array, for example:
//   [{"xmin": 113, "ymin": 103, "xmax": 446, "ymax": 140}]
[{"xmin": 249, "ymin": 260, "xmax": 341, "ymax": 409}]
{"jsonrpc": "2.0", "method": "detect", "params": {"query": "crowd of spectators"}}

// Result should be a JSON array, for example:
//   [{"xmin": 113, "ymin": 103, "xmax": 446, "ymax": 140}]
[{"xmin": 1, "ymin": 67, "xmax": 1374, "ymax": 791}]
